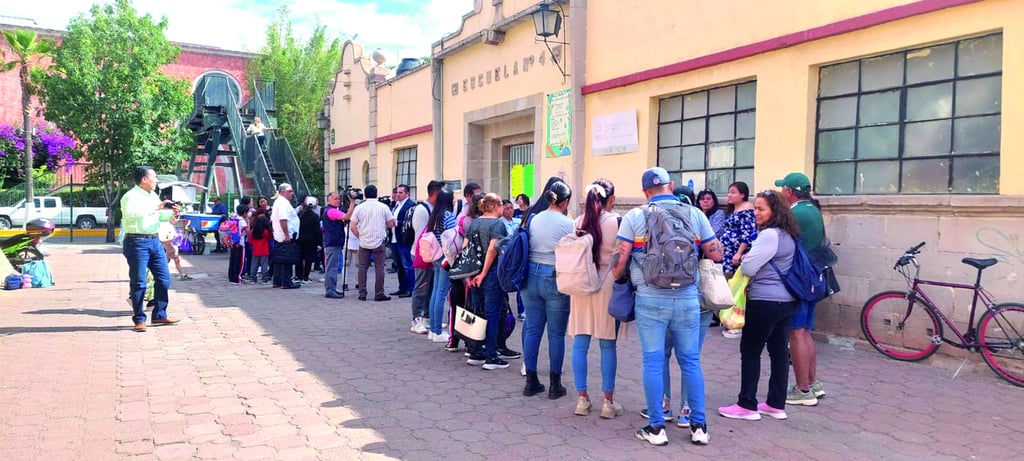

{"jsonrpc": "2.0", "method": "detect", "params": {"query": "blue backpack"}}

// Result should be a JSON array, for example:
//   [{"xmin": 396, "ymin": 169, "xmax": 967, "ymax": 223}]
[
  {"xmin": 23, "ymin": 260, "xmax": 54, "ymax": 288},
  {"xmin": 496, "ymin": 216, "xmax": 532, "ymax": 293},
  {"xmin": 770, "ymin": 239, "xmax": 828, "ymax": 304}
]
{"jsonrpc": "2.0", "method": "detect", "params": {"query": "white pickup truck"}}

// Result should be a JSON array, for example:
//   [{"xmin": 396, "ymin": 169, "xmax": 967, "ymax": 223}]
[{"xmin": 0, "ymin": 196, "xmax": 109, "ymax": 230}]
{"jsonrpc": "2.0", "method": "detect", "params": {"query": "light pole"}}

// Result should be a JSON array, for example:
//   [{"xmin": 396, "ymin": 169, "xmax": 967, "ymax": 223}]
[
  {"xmin": 317, "ymin": 104, "xmax": 331, "ymax": 201},
  {"xmin": 18, "ymin": 125, "xmax": 35, "ymax": 228}
]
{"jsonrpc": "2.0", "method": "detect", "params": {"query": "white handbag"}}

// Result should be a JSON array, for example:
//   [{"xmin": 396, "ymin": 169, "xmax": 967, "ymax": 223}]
[
  {"xmin": 699, "ymin": 259, "xmax": 734, "ymax": 311},
  {"xmin": 454, "ymin": 306, "xmax": 487, "ymax": 341}
]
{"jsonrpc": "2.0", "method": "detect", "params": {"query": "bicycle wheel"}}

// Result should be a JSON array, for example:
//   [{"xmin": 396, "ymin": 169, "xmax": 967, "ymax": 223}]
[
  {"xmin": 861, "ymin": 291, "xmax": 943, "ymax": 361},
  {"xmin": 978, "ymin": 303, "xmax": 1024, "ymax": 387}
]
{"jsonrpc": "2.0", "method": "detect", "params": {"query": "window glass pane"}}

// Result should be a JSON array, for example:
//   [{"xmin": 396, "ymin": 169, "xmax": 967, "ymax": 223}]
[
  {"xmin": 859, "ymin": 90, "xmax": 900, "ymax": 125},
  {"xmin": 855, "ymin": 160, "xmax": 900, "ymax": 194},
  {"xmin": 906, "ymin": 83, "xmax": 953, "ymax": 121},
  {"xmin": 683, "ymin": 91, "xmax": 708, "ymax": 119},
  {"xmin": 709, "ymin": 86, "xmax": 736, "ymax": 114},
  {"xmin": 955, "ymin": 77, "xmax": 1001, "ymax": 116},
  {"xmin": 902, "ymin": 158, "xmax": 949, "ymax": 193},
  {"xmin": 658, "ymin": 147, "xmax": 681, "ymax": 171},
  {"xmin": 681, "ymin": 171, "xmax": 707, "ymax": 193},
  {"xmin": 658, "ymin": 123, "xmax": 681, "ymax": 147},
  {"xmin": 819, "ymin": 61, "xmax": 859, "ymax": 97},
  {"xmin": 903, "ymin": 120, "xmax": 951, "ymax": 157},
  {"xmin": 737, "ymin": 82, "xmax": 757, "ymax": 110},
  {"xmin": 952, "ymin": 155, "xmax": 999, "ymax": 194},
  {"xmin": 735, "ymin": 169, "xmax": 754, "ymax": 192},
  {"xmin": 861, "ymin": 53, "xmax": 904, "ymax": 91},
  {"xmin": 736, "ymin": 112, "xmax": 755, "ymax": 139},
  {"xmin": 818, "ymin": 96, "xmax": 857, "ymax": 128},
  {"xmin": 857, "ymin": 125, "xmax": 899, "ymax": 159},
  {"xmin": 706, "ymin": 169, "xmax": 734, "ymax": 194},
  {"xmin": 682, "ymin": 119, "xmax": 706, "ymax": 145},
  {"xmin": 708, "ymin": 142, "xmax": 735, "ymax": 168},
  {"xmin": 817, "ymin": 129, "xmax": 855, "ymax": 161},
  {"xmin": 953, "ymin": 115, "xmax": 1000, "ymax": 154},
  {"xmin": 735, "ymin": 139, "xmax": 755, "ymax": 167},
  {"xmin": 958, "ymin": 34, "xmax": 1002, "ymax": 77},
  {"xmin": 708, "ymin": 115, "xmax": 734, "ymax": 142},
  {"xmin": 906, "ymin": 44, "xmax": 955, "ymax": 84},
  {"xmin": 682, "ymin": 145, "xmax": 705, "ymax": 170},
  {"xmin": 668, "ymin": 171, "xmax": 684, "ymax": 189},
  {"xmin": 815, "ymin": 162, "xmax": 855, "ymax": 195},
  {"xmin": 660, "ymin": 96, "xmax": 682, "ymax": 122}
]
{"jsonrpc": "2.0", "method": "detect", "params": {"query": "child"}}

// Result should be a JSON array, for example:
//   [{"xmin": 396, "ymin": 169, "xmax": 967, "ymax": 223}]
[
  {"xmin": 227, "ymin": 205, "xmax": 249, "ymax": 284},
  {"xmin": 249, "ymin": 209, "xmax": 272, "ymax": 283}
]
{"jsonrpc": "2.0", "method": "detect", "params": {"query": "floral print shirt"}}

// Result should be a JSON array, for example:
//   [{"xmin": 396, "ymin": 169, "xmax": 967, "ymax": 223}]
[{"xmin": 719, "ymin": 209, "xmax": 758, "ymax": 274}]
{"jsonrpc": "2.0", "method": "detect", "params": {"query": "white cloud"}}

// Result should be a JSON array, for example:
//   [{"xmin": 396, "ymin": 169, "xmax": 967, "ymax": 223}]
[{"xmin": 1, "ymin": 0, "xmax": 474, "ymax": 58}]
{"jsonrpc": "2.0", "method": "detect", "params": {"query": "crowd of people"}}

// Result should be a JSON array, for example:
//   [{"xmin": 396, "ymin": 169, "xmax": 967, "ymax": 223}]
[{"xmin": 123, "ymin": 163, "xmax": 831, "ymax": 448}]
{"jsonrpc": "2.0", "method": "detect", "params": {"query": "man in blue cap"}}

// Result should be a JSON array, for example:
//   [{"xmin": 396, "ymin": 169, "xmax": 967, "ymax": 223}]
[{"xmin": 775, "ymin": 172, "xmax": 827, "ymax": 406}]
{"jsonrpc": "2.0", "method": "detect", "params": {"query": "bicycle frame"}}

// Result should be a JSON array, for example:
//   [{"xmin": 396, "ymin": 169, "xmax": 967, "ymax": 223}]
[{"xmin": 900, "ymin": 257, "xmax": 997, "ymax": 350}]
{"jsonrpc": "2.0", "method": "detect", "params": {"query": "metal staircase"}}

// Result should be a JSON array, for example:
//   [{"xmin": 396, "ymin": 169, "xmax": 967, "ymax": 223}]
[{"xmin": 183, "ymin": 75, "xmax": 307, "ymax": 204}]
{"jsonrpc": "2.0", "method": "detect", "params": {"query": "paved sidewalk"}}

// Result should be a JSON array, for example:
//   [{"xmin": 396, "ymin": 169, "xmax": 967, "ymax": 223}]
[{"xmin": 0, "ymin": 243, "xmax": 1021, "ymax": 460}]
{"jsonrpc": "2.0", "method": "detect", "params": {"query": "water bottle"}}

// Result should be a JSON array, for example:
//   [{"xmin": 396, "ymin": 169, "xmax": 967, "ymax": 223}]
[{"xmin": 22, "ymin": 273, "xmax": 33, "ymax": 288}]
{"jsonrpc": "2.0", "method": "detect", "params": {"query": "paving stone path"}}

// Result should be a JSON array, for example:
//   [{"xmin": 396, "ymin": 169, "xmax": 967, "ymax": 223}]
[{"xmin": 0, "ymin": 241, "xmax": 1021, "ymax": 460}]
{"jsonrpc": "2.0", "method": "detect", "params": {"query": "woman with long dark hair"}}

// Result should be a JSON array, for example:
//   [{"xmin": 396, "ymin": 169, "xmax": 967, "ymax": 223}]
[
  {"xmin": 567, "ymin": 179, "xmax": 624, "ymax": 418},
  {"xmin": 520, "ymin": 176, "xmax": 566, "ymax": 228},
  {"xmin": 521, "ymin": 181, "xmax": 575, "ymax": 399},
  {"xmin": 719, "ymin": 181, "xmax": 756, "ymax": 340},
  {"xmin": 697, "ymin": 189, "xmax": 726, "ymax": 234},
  {"xmin": 718, "ymin": 189, "xmax": 801, "ymax": 422},
  {"xmin": 426, "ymin": 188, "xmax": 457, "ymax": 343}
]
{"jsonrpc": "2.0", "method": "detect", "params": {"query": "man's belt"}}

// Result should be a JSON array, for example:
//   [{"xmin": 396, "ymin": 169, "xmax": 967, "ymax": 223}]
[{"xmin": 125, "ymin": 233, "xmax": 159, "ymax": 239}]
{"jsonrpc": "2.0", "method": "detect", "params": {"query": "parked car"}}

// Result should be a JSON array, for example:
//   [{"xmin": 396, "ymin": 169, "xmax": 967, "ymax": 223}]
[{"xmin": 0, "ymin": 196, "xmax": 109, "ymax": 229}]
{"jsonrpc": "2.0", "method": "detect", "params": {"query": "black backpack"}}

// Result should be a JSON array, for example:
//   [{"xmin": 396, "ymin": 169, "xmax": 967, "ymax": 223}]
[{"xmin": 400, "ymin": 202, "xmax": 428, "ymax": 246}]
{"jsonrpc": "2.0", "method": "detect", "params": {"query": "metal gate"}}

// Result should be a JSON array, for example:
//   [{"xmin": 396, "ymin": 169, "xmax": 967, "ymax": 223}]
[{"xmin": 509, "ymin": 143, "xmax": 533, "ymax": 199}]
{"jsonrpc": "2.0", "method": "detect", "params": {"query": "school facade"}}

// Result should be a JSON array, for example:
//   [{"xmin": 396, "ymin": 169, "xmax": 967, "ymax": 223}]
[{"xmin": 326, "ymin": 0, "xmax": 1023, "ymax": 341}]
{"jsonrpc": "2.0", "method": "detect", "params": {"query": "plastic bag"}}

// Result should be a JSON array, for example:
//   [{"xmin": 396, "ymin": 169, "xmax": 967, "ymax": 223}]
[{"xmin": 719, "ymin": 269, "xmax": 749, "ymax": 330}]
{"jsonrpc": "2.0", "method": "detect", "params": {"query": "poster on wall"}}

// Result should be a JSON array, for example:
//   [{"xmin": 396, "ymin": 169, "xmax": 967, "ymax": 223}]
[
  {"xmin": 511, "ymin": 164, "xmax": 536, "ymax": 198},
  {"xmin": 592, "ymin": 110, "xmax": 639, "ymax": 156},
  {"xmin": 546, "ymin": 89, "xmax": 572, "ymax": 158}
]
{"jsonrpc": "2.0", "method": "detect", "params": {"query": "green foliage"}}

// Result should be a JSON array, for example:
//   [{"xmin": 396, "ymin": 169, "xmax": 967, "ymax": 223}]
[
  {"xmin": 247, "ymin": 7, "xmax": 341, "ymax": 198},
  {"xmin": 34, "ymin": 0, "xmax": 192, "ymax": 235}
]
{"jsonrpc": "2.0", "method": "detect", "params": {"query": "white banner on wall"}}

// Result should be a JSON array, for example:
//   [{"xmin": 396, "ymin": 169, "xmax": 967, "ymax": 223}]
[{"xmin": 592, "ymin": 110, "xmax": 639, "ymax": 156}]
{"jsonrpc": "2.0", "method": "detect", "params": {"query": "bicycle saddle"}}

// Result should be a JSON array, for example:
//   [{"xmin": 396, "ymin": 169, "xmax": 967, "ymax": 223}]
[{"xmin": 962, "ymin": 257, "xmax": 997, "ymax": 270}]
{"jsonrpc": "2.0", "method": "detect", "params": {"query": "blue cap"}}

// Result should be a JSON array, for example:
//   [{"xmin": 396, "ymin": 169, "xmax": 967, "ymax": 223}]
[{"xmin": 641, "ymin": 167, "xmax": 671, "ymax": 190}]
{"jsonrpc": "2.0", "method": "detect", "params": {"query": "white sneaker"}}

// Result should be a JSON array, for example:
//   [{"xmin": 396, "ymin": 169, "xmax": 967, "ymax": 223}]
[
  {"xmin": 635, "ymin": 425, "xmax": 668, "ymax": 446},
  {"xmin": 411, "ymin": 318, "xmax": 428, "ymax": 334},
  {"xmin": 722, "ymin": 329, "xmax": 742, "ymax": 339},
  {"xmin": 690, "ymin": 423, "xmax": 709, "ymax": 445},
  {"xmin": 431, "ymin": 331, "xmax": 450, "ymax": 343}
]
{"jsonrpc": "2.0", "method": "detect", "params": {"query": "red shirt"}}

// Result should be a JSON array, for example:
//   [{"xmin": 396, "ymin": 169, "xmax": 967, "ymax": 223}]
[{"xmin": 251, "ymin": 229, "xmax": 271, "ymax": 256}]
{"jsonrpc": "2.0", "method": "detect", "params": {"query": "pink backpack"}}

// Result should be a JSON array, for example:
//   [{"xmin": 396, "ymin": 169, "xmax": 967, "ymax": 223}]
[{"xmin": 416, "ymin": 226, "xmax": 444, "ymax": 266}]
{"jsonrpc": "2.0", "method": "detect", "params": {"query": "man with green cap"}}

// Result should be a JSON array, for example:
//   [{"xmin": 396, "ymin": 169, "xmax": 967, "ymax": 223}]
[{"xmin": 774, "ymin": 172, "xmax": 826, "ymax": 406}]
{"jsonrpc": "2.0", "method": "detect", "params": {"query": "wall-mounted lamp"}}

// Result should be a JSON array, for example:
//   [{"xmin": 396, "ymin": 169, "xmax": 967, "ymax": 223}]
[
  {"xmin": 317, "ymin": 113, "xmax": 330, "ymax": 130},
  {"xmin": 532, "ymin": 2, "xmax": 569, "ymax": 83}
]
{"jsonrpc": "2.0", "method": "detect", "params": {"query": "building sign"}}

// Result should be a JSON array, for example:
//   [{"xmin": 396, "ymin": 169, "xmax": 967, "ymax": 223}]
[
  {"xmin": 546, "ymin": 88, "xmax": 572, "ymax": 158},
  {"xmin": 592, "ymin": 110, "xmax": 639, "ymax": 156},
  {"xmin": 450, "ymin": 46, "xmax": 561, "ymax": 97}
]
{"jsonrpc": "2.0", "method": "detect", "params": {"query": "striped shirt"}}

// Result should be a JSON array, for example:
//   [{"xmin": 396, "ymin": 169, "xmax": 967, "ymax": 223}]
[{"xmin": 350, "ymin": 199, "xmax": 395, "ymax": 249}]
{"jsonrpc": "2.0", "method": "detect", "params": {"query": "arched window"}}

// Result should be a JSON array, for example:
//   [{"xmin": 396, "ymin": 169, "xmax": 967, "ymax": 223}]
[{"xmin": 192, "ymin": 70, "xmax": 243, "ymax": 107}]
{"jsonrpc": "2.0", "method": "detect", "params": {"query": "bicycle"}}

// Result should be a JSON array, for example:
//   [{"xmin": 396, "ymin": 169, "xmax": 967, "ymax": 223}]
[{"xmin": 860, "ymin": 242, "xmax": 1024, "ymax": 387}]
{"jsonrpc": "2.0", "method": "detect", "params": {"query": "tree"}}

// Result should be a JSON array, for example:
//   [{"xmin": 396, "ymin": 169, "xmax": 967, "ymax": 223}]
[
  {"xmin": 1, "ymin": 29, "xmax": 55, "ymax": 225},
  {"xmin": 35, "ymin": 0, "xmax": 192, "ymax": 241},
  {"xmin": 247, "ymin": 7, "xmax": 342, "ymax": 198}
]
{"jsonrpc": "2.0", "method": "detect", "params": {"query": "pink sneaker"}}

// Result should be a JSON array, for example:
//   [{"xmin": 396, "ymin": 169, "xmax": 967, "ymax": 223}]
[
  {"xmin": 757, "ymin": 402, "xmax": 788, "ymax": 420},
  {"xmin": 718, "ymin": 404, "xmax": 761, "ymax": 421}
]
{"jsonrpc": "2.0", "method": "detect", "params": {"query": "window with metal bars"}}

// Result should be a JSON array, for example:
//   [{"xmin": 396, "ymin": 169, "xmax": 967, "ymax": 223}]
[
  {"xmin": 396, "ymin": 147, "xmax": 418, "ymax": 199},
  {"xmin": 336, "ymin": 158, "xmax": 351, "ymax": 191},
  {"xmin": 657, "ymin": 81, "xmax": 756, "ymax": 195},
  {"xmin": 814, "ymin": 33, "xmax": 1002, "ymax": 195}
]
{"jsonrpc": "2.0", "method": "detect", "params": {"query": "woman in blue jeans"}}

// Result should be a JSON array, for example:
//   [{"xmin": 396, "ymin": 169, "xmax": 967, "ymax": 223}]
[
  {"xmin": 466, "ymin": 193, "xmax": 511, "ymax": 370},
  {"xmin": 520, "ymin": 181, "xmax": 574, "ymax": 399},
  {"xmin": 427, "ymin": 189, "xmax": 457, "ymax": 343}
]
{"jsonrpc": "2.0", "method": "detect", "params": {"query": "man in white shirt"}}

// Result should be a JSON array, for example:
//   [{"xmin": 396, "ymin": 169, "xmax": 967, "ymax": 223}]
[
  {"xmin": 349, "ymin": 185, "xmax": 396, "ymax": 301},
  {"xmin": 272, "ymin": 183, "xmax": 301, "ymax": 289}
]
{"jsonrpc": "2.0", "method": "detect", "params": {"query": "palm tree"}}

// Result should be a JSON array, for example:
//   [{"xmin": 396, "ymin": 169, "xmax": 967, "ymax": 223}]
[{"xmin": 1, "ymin": 29, "xmax": 55, "ymax": 224}]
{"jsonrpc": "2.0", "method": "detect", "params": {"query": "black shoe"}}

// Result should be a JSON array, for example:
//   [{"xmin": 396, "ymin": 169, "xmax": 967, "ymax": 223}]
[
  {"xmin": 282, "ymin": 284, "xmax": 301, "ymax": 289},
  {"xmin": 389, "ymin": 290, "xmax": 403, "ymax": 295},
  {"xmin": 635, "ymin": 425, "xmax": 668, "ymax": 446},
  {"xmin": 325, "ymin": 292, "xmax": 344, "ymax": 299},
  {"xmin": 548, "ymin": 373, "xmax": 567, "ymax": 400},
  {"xmin": 398, "ymin": 291, "xmax": 412, "ymax": 298},
  {"xmin": 342, "ymin": 284, "xmax": 349, "ymax": 291},
  {"xmin": 523, "ymin": 371, "xmax": 545, "ymax": 396},
  {"xmin": 498, "ymin": 348, "xmax": 521, "ymax": 359},
  {"xmin": 374, "ymin": 295, "xmax": 392, "ymax": 302},
  {"xmin": 358, "ymin": 295, "xmax": 367, "ymax": 301},
  {"xmin": 386, "ymin": 269, "xmax": 398, "ymax": 274},
  {"xmin": 466, "ymin": 354, "xmax": 486, "ymax": 366},
  {"xmin": 483, "ymin": 358, "xmax": 509, "ymax": 370}
]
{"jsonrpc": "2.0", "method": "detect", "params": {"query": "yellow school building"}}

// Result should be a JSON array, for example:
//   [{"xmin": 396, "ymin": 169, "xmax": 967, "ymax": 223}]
[{"xmin": 326, "ymin": 0, "xmax": 1023, "ymax": 340}]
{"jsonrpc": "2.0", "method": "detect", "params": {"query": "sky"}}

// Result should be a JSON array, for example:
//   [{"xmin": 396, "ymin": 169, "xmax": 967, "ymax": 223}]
[{"xmin": 0, "ymin": 0, "xmax": 474, "ymax": 60}]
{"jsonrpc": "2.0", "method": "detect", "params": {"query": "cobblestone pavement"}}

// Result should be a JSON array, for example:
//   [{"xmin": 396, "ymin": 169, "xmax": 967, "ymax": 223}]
[{"xmin": 1, "ymin": 242, "xmax": 1021, "ymax": 460}]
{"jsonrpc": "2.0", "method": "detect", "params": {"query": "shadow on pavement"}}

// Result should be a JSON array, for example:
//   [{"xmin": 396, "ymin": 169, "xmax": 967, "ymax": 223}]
[
  {"xmin": 0, "ymin": 325, "xmax": 130, "ymax": 335},
  {"xmin": 24, "ymin": 308, "xmax": 130, "ymax": 318}
]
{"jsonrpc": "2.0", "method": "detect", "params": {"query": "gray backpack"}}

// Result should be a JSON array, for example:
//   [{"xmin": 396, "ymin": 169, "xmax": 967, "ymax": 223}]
[{"xmin": 642, "ymin": 201, "xmax": 698, "ymax": 289}]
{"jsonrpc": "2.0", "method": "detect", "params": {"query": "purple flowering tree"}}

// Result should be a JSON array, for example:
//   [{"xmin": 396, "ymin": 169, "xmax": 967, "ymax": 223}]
[{"xmin": 0, "ymin": 123, "xmax": 78, "ymax": 187}]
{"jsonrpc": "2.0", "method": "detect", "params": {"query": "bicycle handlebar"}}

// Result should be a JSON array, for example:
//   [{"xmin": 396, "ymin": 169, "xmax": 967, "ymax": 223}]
[{"xmin": 907, "ymin": 242, "xmax": 926, "ymax": 254}]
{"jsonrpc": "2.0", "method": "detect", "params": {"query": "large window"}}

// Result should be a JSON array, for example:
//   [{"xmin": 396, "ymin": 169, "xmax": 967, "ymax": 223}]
[
  {"xmin": 657, "ymin": 81, "xmax": 756, "ymax": 194},
  {"xmin": 815, "ymin": 33, "xmax": 1002, "ymax": 195},
  {"xmin": 336, "ymin": 158, "xmax": 351, "ymax": 190},
  {"xmin": 396, "ymin": 147, "xmax": 418, "ymax": 199}
]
